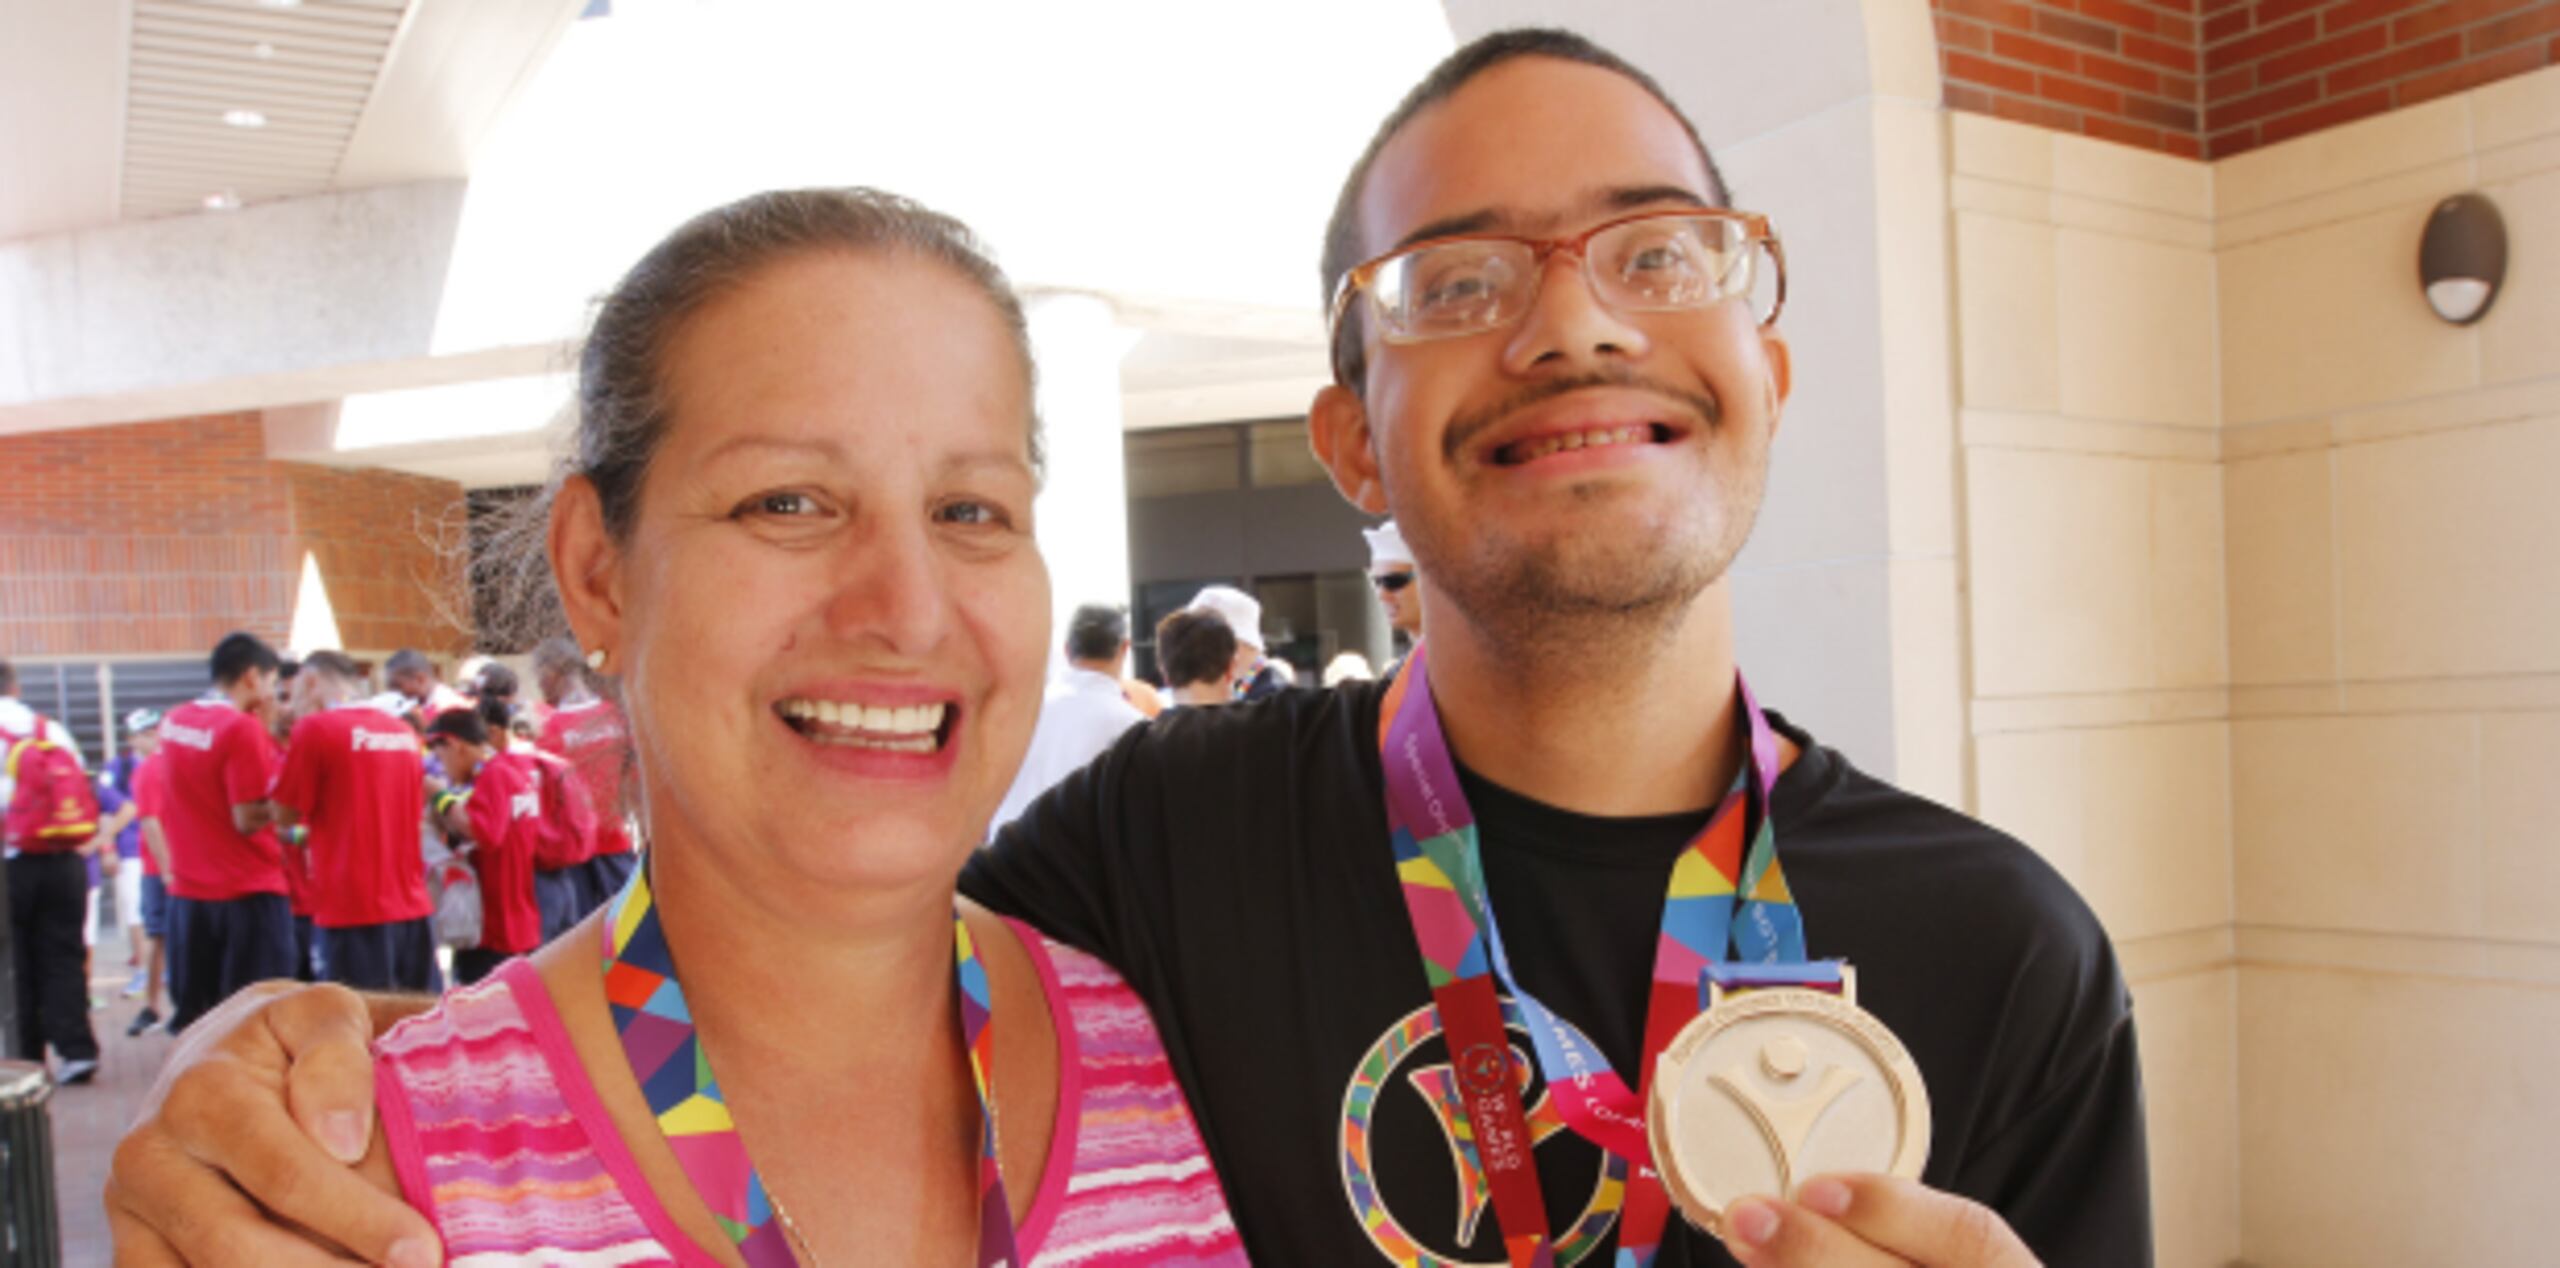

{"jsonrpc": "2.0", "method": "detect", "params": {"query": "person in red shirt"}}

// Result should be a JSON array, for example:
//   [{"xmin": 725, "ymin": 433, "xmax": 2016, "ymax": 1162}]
[
  {"xmin": 532, "ymin": 637, "xmax": 638, "ymax": 912},
  {"xmin": 423, "ymin": 710, "xmax": 542, "ymax": 986},
  {"xmin": 156, "ymin": 632, "xmax": 294, "ymax": 1032},
  {"xmin": 130, "ymin": 739, "xmax": 175, "ymax": 1036},
  {"xmin": 257, "ymin": 652, "xmax": 438, "ymax": 994},
  {"xmin": 270, "ymin": 660, "xmax": 319, "ymax": 983}
]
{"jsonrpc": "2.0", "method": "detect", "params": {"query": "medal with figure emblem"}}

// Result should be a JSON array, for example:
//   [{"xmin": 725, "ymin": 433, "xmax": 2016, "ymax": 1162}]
[
  {"xmin": 1378, "ymin": 645, "xmax": 1930, "ymax": 1266},
  {"xmin": 1647, "ymin": 966, "xmax": 1929, "ymax": 1236}
]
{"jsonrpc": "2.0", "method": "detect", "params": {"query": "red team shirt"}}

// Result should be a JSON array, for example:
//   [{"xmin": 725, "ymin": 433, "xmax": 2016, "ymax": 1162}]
[
  {"xmin": 155, "ymin": 700, "xmax": 288, "ymax": 902},
  {"xmin": 537, "ymin": 698, "xmax": 632, "ymax": 858},
  {"xmin": 463, "ymin": 751, "xmax": 545, "ymax": 955},
  {"xmin": 269, "ymin": 706, "xmax": 431, "ymax": 928}
]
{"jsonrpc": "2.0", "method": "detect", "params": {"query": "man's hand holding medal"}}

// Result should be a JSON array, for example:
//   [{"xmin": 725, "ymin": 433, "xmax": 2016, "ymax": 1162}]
[{"xmin": 1718, "ymin": 1172, "xmax": 2042, "ymax": 1267}]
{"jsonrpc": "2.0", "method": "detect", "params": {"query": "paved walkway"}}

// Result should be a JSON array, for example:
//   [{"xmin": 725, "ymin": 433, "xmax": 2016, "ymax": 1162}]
[{"xmin": 30, "ymin": 924, "xmax": 176, "ymax": 1267}]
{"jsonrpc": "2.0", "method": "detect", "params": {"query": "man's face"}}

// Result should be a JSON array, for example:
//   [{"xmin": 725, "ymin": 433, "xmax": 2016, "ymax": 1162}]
[
  {"xmin": 537, "ymin": 664, "xmax": 570, "ymax": 707},
  {"xmin": 427, "ymin": 737, "xmax": 479, "ymax": 784},
  {"xmin": 239, "ymin": 666, "xmax": 280, "ymax": 712},
  {"xmin": 1372, "ymin": 564, "xmax": 1425, "ymax": 636},
  {"xmin": 391, "ymin": 669, "xmax": 429, "ymax": 702},
  {"xmin": 1316, "ymin": 58, "xmax": 1790, "ymax": 639}
]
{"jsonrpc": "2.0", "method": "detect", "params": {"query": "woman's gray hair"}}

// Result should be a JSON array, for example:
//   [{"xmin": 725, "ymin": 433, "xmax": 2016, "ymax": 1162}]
[{"xmin": 479, "ymin": 187, "xmax": 1042, "ymax": 650}]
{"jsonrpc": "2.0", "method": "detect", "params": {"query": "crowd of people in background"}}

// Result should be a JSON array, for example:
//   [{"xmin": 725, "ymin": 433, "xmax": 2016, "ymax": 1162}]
[
  {"xmin": 0, "ymin": 631, "xmax": 636, "ymax": 1085},
  {"xmin": 2, "ymin": 518, "xmax": 1417, "ymax": 1085},
  {"xmin": 986, "ymin": 524, "xmax": 1424, "ymax": 836}
]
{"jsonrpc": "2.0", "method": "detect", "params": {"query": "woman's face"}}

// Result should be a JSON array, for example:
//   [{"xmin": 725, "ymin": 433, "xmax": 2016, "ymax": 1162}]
[{"xmin": 597, "ymin": 248, "xmax": 1049, "ymax": 896}]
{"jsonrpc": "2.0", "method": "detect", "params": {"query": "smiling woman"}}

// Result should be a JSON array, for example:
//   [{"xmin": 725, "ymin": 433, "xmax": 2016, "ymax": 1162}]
[{"xmin": 133, "ymin": 189, "xmax": 1247, "ymax": 1267}]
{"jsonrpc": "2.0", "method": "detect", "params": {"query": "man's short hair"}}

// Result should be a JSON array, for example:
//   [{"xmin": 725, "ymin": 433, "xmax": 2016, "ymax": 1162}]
[
  {"xmin": 1320, "ymin": 28, "xmax": 1735, "ymax": 392},
  {"xmin": 384, "ymin": 649, "xmax": 434, "ymax": 681},
  {"xmin": 477, "ymin": 663, "xmax": 520, "ymax": 701},
  {"xmin": 531, "ymin": 637, "xmax": 584, "ymax": 678},
  {"xmin": 301, "ymin": 650, "xmax": 363, "ymax": 686},
  {"xmin": 1156, "ymin": 610, "xmax": 1240, "ymax": 691},
  {"xmin": 210, "ymin": 632, "xmax": 281, "ymax": 687},
  {"xmin": 424, "ymin": 709, "xmax": 490, "ymax": 748},
  {"xmin": 1064, "ymin": 605, "xmax": 1129, "ymax": 663}
]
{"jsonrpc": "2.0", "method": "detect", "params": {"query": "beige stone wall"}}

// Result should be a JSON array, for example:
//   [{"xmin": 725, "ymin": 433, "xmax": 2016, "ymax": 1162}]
[
  {"xmin": 1949, "ymin": 109, "xmax": 2242, "ymax": 1268},
  {"xmin": 2217, "ymin": 63, "xmax": 2560, "ymax": 1268},
  {"xmin": 1951, "ymin": 60, "xmax": 2560, "ymax": 1268}
]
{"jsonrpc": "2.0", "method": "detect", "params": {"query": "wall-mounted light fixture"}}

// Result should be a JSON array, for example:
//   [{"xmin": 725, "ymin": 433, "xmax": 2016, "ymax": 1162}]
[{"xmin": 2419, "ymin": 193, "xmax": 2506, "ymax": 326}]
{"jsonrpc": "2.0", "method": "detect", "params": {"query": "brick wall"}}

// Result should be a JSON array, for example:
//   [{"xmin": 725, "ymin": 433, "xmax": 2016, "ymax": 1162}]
[
  {"xmin": 284, "ymin": 464, "xmax": 470, "ymax": 655},
  {"xmin": 2204, "ymin": 0, "xmax": 2560, "ymax": 155},
  {"xmin": 0, "ymin": 413, "xmax": 469, "ymax": 659},
  {"xmin": 1937, "ymin": 0, "xmax": 2208, "ymax": 157},
  {"xmin": 1935, "ymin": 0, "xmax": 2559, "ymax": 159}
]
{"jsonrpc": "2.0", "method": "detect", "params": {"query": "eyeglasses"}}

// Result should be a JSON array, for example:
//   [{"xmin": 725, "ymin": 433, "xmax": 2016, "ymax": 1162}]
[
  {"xmin": 1328, "ymin": 207, "xmax": 1787, "ymax": 381},
  {"xmin": 1371, "ymin": 571, "xmax": 1415, "ymax": 593}
]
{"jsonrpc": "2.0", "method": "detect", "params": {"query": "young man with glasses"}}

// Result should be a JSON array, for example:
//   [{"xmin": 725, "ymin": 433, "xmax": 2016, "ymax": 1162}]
[{"xmin": 109, "ymin": 29, "xmax": 2138, "ymax": 1268}]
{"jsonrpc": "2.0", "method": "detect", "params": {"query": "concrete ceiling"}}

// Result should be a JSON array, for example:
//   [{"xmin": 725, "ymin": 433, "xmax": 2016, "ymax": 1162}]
[{"xmin": 0, "ymin": 0, "xmax": 584, "ymax": 240}]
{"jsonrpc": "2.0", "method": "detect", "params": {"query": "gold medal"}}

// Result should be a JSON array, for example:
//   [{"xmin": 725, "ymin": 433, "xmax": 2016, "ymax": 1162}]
[{"xmin": 1646, "ymin": 967, "xmax": 1930, "ymax": 1234}]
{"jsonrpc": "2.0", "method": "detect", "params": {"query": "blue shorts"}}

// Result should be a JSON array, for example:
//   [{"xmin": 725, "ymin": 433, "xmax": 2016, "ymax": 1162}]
[
  {"xmin": 139, "ymin": 873, "xmax": 170, "ymax": 939},
  {"xmin": 535, "ymin": 868, "xmax": 582, "ymax": 943},
  {"xmin": 166, "ymin": 892, "xmax": 298, "ymax": 1033},
  {"xmin": 316, "ymin": 919, "xmax": 442, "ymax": 994}
]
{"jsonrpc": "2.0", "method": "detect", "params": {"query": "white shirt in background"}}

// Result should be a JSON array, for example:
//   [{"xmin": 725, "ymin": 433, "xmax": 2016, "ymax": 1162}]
[{"xmin": 987, "ymin": 667, "xmax": 1145, "ymax": 839}]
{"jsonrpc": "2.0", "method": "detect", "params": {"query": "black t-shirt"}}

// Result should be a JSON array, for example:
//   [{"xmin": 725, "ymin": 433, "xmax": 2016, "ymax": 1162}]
[{"xmin": 962, "ymin": 680, "xmax": 2151, "ymax": 1266}]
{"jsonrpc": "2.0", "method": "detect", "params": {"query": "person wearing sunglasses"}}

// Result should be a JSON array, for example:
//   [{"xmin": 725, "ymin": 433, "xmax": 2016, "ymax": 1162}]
[{"xmin": 1364, "ymin": 519, "xmax": 1427, "ymax": 647}]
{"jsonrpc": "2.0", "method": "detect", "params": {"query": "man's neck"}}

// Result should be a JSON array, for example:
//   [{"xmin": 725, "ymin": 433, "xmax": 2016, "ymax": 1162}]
[
  {"xmin": 1171, "ymin": 682, "xmax": 1229, "ymax": 706},
  {"xmin": 1064, "ymin": 658, "xmax": 1117, "ymax": 680},
  {"xmin": 1422, "ymin": 580, "xmax": 1743, "ymax": 817}
]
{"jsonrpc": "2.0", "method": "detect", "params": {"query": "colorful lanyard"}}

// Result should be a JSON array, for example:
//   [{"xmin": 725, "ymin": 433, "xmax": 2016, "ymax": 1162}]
[
  {"xmin": 1380, "ymin": 642, "xmax": 1836, "ymax": 1267},
  {"xmin": 600, "ymin": 865, "xmax": 1017, "ymax": 1267}
]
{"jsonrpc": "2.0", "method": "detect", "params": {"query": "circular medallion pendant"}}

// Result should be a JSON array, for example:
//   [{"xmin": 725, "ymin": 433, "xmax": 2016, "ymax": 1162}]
[{"xmin": 1646, "ymin": 968, "xmax": 1930, "ymax": 1235}]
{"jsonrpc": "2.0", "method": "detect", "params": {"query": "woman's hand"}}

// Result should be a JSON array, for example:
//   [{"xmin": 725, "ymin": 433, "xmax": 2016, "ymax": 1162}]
[{"xmin": 105, "ymin": 982, "xmax": 441, "ymax": 1266}]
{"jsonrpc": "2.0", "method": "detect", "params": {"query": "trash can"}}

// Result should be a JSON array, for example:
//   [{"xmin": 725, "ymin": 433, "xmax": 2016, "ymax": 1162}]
[{"xmin": 0, "ymin": 1061, "xmax": 57, "ymax": 1268}]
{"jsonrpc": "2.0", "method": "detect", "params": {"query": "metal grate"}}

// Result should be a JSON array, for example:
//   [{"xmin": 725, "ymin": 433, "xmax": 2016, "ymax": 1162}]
[
  {"xmin": 119, "ymin": 0, "xmax": 409, "ymax": 220},
  {"xmin": 9, "ymin": 661, "xmax": 211, "ymax": 766}
]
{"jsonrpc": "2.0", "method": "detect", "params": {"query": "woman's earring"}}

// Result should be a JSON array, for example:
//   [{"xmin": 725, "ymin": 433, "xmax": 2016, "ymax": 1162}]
[{"xmin": 585, "ymin": 648, "xmax": 609, "ymax": 672}]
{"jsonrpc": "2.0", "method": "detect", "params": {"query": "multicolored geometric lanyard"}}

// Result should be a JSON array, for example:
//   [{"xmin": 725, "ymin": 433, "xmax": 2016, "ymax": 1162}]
[
  {"xmin": 1380, "ymin": 642, "xmax": 1838, "ymax": 1267},
  {"xmin": 600, "ymin": 864, "xmax": 1017, "ymax": 1267}
]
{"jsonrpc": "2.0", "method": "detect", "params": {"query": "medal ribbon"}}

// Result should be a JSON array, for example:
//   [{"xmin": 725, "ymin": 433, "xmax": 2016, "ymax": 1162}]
[
  {"xmin": 1380, "ymin": 642, "xmax": 1835, "ymax": 1267},
  {"xmin": 601, "ymin": 865, "xmax": 1017, "ymax": 1267}
]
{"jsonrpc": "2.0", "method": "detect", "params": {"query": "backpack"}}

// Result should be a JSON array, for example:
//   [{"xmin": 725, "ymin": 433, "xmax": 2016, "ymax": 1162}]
[
  {"xmin": 427, "ymin": 856, "xmax": 482, "ymax": 950},
  {"xmin": 528, "ymin": 752, "xmax": 599, "ymax": 871},
  {"xmin": 4, "ymin": 714, "xmax": 100, "ymax": 852}
]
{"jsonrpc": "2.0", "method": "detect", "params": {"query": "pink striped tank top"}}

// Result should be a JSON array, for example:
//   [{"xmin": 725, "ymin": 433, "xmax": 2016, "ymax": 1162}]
[{"xmin": 375, "ymin": 921, "xmax": 1247, "ymax": 1266}]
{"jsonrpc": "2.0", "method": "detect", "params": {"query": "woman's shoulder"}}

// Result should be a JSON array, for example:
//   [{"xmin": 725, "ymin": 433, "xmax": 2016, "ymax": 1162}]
[
  {"xmin": 998, "ymin": 919, "xmax": 1248, "ymax": 1266},
  {"xmin": 375, "ymin": 960, "xmax": 706, "ymax": 1266}
]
